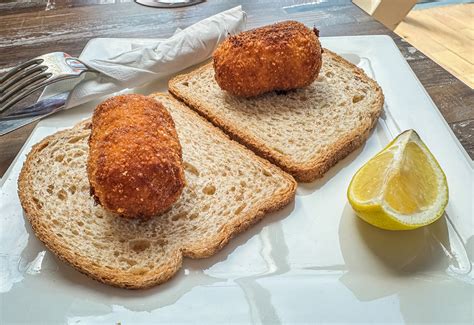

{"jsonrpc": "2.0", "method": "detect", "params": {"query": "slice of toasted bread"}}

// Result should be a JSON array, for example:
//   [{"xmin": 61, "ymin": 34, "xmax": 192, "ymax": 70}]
[
  {"xmin": 18, "ymin": 93, "xmax": 296, "ymax": 289},
  {"xmin": 169, "ymin": 49, "xmax": 384, "ymax": 182}
]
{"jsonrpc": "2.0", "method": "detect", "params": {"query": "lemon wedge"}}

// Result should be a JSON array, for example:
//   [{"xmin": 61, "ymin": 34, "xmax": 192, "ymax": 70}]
[{"xmin": 348, "ymin": 130, "xmax": 448, "ymax": 230}]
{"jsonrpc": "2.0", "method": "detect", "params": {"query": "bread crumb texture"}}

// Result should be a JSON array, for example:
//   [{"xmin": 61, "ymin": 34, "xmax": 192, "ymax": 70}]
[
  {"xmin": 170, "ymin": 50, "xmax": 384, "ymax": 182},
  {"xmin": 18, "ymin": 94, "xmax": 296, "ymax": 289}
]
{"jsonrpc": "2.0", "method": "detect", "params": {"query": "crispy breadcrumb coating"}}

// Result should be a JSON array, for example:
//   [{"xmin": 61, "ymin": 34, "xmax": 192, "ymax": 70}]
[
  {"xmin": 87, "ymin": 94, "xmax": 185, "ymax": 218},
  {"xmin": 213, "ymin": 21, "xmax": 323, "ymax": 97}
]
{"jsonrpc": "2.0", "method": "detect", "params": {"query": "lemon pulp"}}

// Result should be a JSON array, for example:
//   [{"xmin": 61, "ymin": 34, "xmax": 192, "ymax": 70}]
[{"xmin": 348, "ymin": 130, "xmax": 448, "ymax": 230}]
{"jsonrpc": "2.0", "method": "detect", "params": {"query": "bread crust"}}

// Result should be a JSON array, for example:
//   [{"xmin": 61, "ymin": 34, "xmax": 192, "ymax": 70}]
[
  {"xmin": 169, "ymin": 49, "xmax": 384, "ymax": 182},
  {"xmin": 17, "ymin": 95, "xmax": 296, "ymax": 289}
]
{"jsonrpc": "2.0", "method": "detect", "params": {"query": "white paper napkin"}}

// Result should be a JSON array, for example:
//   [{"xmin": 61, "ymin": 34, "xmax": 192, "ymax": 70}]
[{"xmin": 43, "ymin": 6, "xmax": 246, "ymax": 109}]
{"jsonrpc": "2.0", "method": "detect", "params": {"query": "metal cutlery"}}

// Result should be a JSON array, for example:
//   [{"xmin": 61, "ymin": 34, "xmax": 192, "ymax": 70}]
[{"xmin": 0, "ymin": 52, "xmax": 94, "ymax": 135}]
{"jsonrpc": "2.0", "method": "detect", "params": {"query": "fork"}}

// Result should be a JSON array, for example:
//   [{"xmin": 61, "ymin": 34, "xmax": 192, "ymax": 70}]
[{"xmin": 0, "ymin": 52, "xmax": 96, "ymax": 131}]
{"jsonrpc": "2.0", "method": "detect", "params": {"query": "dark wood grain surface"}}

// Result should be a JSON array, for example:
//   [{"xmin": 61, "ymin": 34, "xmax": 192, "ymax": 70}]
[{"xmin": 1, "ymin": 0, "xmax": 473, "ymax": 177}]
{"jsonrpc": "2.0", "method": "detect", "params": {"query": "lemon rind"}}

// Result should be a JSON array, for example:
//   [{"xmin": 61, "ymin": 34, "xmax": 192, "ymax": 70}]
[{"xmin": 348, "ymin": 129, "xmax": 449, "ymax": 230}]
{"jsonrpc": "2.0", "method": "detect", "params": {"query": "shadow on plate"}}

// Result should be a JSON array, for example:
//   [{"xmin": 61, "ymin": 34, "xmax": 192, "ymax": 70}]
[
  {"xmin": 337, "ymin": 203, "xmax": 465, "ymax": 300},
  {"xmin": 339, "ymin": 203, "xmax": 451, "ymax": 276},
  {"xmin": 337, "ymin": 204, "xmax": 473, "ymax": 323},
  {"xmin": 297, "ymin": 143, "xmax": 366, "ymax": 196}
]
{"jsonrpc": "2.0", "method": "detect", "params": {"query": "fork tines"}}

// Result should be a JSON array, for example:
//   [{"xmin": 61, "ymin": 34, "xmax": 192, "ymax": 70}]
[{"xmin": 0, "ymin": 58, "xmax": 52, "ymax": 112}]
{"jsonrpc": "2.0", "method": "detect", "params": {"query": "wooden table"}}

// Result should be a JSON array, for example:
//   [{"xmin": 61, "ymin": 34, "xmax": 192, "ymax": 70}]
[{"xmin": 1, "ymin": 0, "xmax": 473, "ymax": 177}]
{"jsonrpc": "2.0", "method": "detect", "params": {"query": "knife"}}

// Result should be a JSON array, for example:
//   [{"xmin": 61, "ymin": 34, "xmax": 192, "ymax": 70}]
[{"xmin": 0, "ymin": 91, "xmax": 70, "ymax": 136}]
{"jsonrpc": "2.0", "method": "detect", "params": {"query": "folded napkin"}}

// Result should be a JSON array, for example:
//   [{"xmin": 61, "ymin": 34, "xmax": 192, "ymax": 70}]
[{"xmin": 43, "ymin": 6, "xmax": 246, "ymax": 109}]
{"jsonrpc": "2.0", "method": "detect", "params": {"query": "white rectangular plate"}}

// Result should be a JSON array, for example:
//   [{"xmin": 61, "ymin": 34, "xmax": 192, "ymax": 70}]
[{"xmin": 1, "ymin": 36, "xmax": 472, "ymax": 324}]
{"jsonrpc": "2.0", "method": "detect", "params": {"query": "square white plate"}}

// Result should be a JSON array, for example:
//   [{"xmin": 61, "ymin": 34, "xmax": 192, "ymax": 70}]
[{"xmin": 1, "ymin": 36, "xmax": 472, "ymax": 324}]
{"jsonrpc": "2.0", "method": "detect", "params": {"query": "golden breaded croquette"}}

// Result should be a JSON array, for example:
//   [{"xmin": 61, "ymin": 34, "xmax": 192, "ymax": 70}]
[
  {"xmin": 87, "ymin": 94, "xmax": 185, "ymax": 218},
  {"xmin": 213, "ymin": 21, "xmax": 323, "ymax": 97}
]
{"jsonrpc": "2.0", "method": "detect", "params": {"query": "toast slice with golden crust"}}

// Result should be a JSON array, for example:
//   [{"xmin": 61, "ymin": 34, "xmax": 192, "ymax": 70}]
[
  {"xmin": 18, "ymin": 93, "xmax": 296, "ymax": 289},
  {"xmin": 169, "ymin": 50, "xmax": 384, "ymax": 182}
]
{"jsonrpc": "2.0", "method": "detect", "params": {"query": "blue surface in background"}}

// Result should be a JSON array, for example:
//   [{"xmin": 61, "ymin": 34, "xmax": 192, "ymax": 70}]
[{"xmin": 415, "ymin": 0, "xmax": 473, "ymax": 9}]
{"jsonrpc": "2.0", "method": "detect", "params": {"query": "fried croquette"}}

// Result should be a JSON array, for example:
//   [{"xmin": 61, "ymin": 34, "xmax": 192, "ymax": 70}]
[
  {"xmin": 213, "ymin": 21, "xmax": 323, "ymax": 97},
  {"xmin": 87, "ymin": 94, "xmax": 185, "ymax": 218}
]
